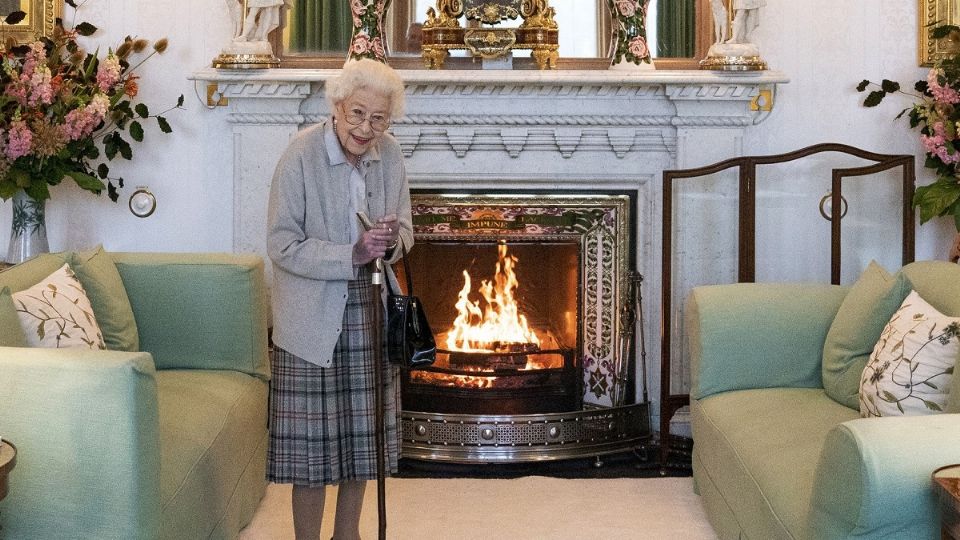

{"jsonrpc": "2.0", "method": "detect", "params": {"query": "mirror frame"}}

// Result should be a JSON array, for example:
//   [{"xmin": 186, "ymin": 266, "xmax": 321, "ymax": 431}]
[
  {"xmin": 0, "ymin": 0, "xmax": 61, "ymax": 47},
  {"xmin": 274, "ymin": 0, "xmax": 712, "ymax": 70},
  {"xmin": 920, "ymin": 0, "xmax": 955, "ymax": 66}
]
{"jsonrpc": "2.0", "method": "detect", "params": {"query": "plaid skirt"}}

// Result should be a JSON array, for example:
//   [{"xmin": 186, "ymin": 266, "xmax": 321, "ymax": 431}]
[{"xmin": 267, "ymin": 269, "xmax": 400, "ymax": 486}]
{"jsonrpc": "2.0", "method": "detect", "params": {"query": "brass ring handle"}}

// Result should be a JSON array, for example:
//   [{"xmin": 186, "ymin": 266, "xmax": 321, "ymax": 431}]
[
  {"xmin": 129, "ymin": 187, "xmax": 157, "ymax": 218},
  {"xmin": 819, "ymin": 193, "xmax": 848, "ymax": 221}
]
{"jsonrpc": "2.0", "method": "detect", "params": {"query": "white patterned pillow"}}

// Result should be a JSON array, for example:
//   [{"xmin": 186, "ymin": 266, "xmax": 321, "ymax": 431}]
[
  {"xmin": 12, "ymin": 263, "xmax": 105, "ymax": 349},
  {"xmin": 859, "ymin": 290, "xmax": 958, "ymax": 417}
]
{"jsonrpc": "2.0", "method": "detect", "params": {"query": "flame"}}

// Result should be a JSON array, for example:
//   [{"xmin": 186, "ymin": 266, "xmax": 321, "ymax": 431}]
[{"xmin": 445, "ymin": 244, "xmax": 541, "ymax": 352}]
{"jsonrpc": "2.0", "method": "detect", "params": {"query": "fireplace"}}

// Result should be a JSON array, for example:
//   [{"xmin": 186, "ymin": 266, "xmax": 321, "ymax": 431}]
[
  {"xmin": 395, "ymin": 192, "xmax": 650, "ymax": 463},
  {"xmin": 197, "ymin": 67, "xmax": 788, "ymax": 451}
]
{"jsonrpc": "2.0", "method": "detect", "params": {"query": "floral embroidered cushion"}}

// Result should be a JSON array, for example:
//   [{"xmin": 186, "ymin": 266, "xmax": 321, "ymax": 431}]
[
  {"xmin": 859, "ymin": 290, "xmax": 958, "ymax": 417},
  {"xmin": 951, "ymin": 362, "xmax": 960, "ymax": 413},
  {"xmin": 0, "ymin": 286, "xmax": 28, "ymax": 347},
  {"xmin": 822, "ymin": 261, "xmax": 912, "ymax": 410},
  {"xmin": 12, "ymin": 263, "xmax": 105, "ymax": 349}
]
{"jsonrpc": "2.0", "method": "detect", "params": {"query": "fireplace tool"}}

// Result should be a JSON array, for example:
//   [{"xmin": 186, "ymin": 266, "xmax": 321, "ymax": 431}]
[
  {"xmin": 359, "ymin": 213, "xmax": 388, "ymax": 540},
  {"xmin": 614, "ymin": 271, "xmax": 648, "ymax": 406}
]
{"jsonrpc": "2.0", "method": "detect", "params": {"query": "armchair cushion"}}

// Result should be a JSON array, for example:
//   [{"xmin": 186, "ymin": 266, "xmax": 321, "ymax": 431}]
[
  {"xmin": 0, "ymin": 247, "xmax": 139, "ymax": 351},
  {"xmin": 156, "ymin": 370, "xmax": 267, "ymax": 538},
  {"xmin": 0, "ymin": 286, "xmax": 27, "ymax": 347},
  {"xmin": 822, "ymin": 261, "xmax": 912, "ymax": 410},
  {"xmin": 859, "ymin": 290, "xmax": 958, "ymax": 417},
  {"xmin": 113, "ymin": 253, "xmax": 270, "ymax": 379},
  {"xmin": 12, "ymin": 263, "xmax": 105, "ymax": 349},
  {"xmin": 70, "ymin": 245, "xmax": 139, "ymax": 351},
  {"xmin": 688, "ymin": 282, "xmax": 846, "ymax": 400},
  {"xmin": 0, "ymin": 252, "xmax": 65, "ymax": 292},
  {"xmin": 902, "ymin": 260, "xmax": 960, "ymax": 412},
  {"xmin": 692, "ymin": 387, "xmax": 859, "ymax": 539}
]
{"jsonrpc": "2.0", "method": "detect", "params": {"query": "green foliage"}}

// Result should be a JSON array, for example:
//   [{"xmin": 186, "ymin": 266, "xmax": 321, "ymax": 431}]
[
  {"xmin": 0, "ymin": 7, "xmax": 184, "ymax": 204},
  {"xmin": 858, "ymin": 24, "xmax": 960, "ymax": 229}
]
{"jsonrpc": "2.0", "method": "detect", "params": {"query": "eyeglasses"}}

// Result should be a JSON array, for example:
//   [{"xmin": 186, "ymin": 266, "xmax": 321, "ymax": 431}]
[{"xmin": 340, "ymin": 107, "xmax": 390, "ymax": 132}]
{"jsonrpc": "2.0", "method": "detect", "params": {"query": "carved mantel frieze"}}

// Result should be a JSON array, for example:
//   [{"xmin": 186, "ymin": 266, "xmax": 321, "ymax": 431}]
[{"xmin": 193, "ymin": 68, "xmax": 787, "ymax": 160}]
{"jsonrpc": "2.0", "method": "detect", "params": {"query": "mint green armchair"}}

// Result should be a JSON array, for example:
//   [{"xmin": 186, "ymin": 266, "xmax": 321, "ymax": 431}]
[
  {"xmin": 688, "ymin": 266, "xmax": 960, "ymax": 540},
  {"xmin": 0, "ymin": 252, "xmax": 269, "ymax": 539}
]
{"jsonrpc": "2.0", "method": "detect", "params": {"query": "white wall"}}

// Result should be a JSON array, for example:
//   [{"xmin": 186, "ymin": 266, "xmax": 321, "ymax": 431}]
[
  {"xmin": 747, "ymin": 0, "xmax": 952, "ymax": 259},
  {"xmin": 1, "ymin": 0, "xmax": 952, "ymax": 258}
]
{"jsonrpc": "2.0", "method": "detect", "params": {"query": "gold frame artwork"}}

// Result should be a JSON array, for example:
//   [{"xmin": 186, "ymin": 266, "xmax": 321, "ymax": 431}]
[
  {"xmin": 920, "ymin": 0, "xmax": 960, "ymax": 66},
  {"xmin": 0, "ymin": 0, "xmax": 61, "ymax": 47}
]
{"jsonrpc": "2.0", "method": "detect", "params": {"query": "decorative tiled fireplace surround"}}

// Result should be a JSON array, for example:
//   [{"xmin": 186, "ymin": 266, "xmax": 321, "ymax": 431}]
[{"xmin": 192, "ymin": 67, "xmax": 788, "ymax": 441}]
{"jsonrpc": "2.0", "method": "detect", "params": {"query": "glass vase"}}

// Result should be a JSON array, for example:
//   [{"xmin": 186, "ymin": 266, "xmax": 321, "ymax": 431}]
[
  {"xmin": 951, "ymin": 231, "xmax": 960, "ymax": 263},
  {"xmin": 607, "ymin": 0, "xmax": 653, "ymax": 69},
  {"xmin": 7, "ymin": 189, "xmax": 49, "ymax": 264},
  {"xmin": 347, "ymin": 0, "xmax": 392, "ymax": 63}
]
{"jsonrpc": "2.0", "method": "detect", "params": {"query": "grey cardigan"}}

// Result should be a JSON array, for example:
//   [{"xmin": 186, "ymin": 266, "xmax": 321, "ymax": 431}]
[{"xmin": 266, "ymin": 121, "xmax": 413, "ymax": 367}]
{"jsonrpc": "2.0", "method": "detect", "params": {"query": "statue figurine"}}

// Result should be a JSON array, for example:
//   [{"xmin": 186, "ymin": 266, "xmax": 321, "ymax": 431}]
[
  {"xmin": 520, "ymin": 0, "xmax": 558, "ymax": 30},
  {"xmin": 229, "ymin": 0, "xmax": 287, "ymax": 43},
  {"xmin": 213, "ymin": 0, "xmax": 286, "ymax": 68},
  {"xmin": 725, "ymin": 0, "xmax": 765, "ymax": 45},
  {"xmin": 700, "ymin": 0, "xmax": 767, "ymax": 70},
  {"xmin": 709, "ymin": 0, "xmax": 727, "ymax": 44},
  {"xmin": 424, "ymin": 0, "xmax": 464, "ymax": 29}
]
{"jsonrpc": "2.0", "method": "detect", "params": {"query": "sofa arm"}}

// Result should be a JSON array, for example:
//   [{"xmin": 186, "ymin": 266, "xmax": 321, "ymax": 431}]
[
  {"xmin": 0, "ymin": 347, "xmax": 161, "ymax": 539},
  {"xmin": 809, "ymin": 414, "xmax": 960, "ymax": 539},
  {"xmin": 687, "ymin": 282, "xmax": 848, "ymax": 400},
  {"xmin": 111, "ymin": 252, "xmax": 270, "ymax": 379}
]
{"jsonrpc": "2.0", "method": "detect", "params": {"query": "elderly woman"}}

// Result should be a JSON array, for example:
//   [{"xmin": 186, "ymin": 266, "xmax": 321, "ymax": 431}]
[{"xmin": 266, "ymin": 58, "xmax": 411, "ymax": 539}]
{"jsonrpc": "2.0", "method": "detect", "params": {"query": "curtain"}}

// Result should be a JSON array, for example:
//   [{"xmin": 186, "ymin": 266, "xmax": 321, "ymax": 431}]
[
  {"xmin": 288, "ymin": 0, "xmax": 353, "ymax": 53},
  {"xmin": 656, "ymin": 0, "xmax": 695, "ymax": 58}
]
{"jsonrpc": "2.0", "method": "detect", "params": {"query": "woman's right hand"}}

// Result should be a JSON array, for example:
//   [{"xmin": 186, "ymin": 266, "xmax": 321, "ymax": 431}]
[{"xmin": 352, "ymin": 226, "xmax": 392, "ymax": 266}]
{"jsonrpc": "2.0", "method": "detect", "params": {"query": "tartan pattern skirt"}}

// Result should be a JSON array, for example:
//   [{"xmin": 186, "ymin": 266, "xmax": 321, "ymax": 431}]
[{"xmin": 267, "ymin": 269, "xmax": 401, "ymax": 487}]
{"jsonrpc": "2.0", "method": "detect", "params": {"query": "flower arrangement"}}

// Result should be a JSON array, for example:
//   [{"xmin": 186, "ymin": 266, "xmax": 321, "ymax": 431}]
[
  {"xmin": 858, "ymin": 24, "xmax": 960, "ymax": 229},
  {"xmin": 0, "ymin": 2, "xmax": 182, "ymax": 204}
]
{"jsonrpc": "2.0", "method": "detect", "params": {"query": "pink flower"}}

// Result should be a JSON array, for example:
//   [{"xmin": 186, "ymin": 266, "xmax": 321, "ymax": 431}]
[
  {"xmin": 5, "ymin": 81, "xmax": 28, "ymax": 107},
  {"xmin": 20, "ymin": 42, "xmax": 46, "ymax": 81},
  {"xmin": 5, "ymin": 120, "xmax": 33, "ymax": 160},
  {"xmin": 920, "ymin": 121, "xmax": 960, "ymax": 165},
  {"xmin": 27, "ymin": 65, "xmax": 53, "ymax": 107},
  {"xmin": 61, "ymin": 94, "xmax": 110, "ymax": 141},
  {"xmin": 351, "ymin": 32, "xmax": 371, "ymax": 55},
  {"xmin": 616, "ymin": 0, "xmax": 637, "ymax": 17},
  {"xmin": 96, "ymin": 53, "xmax": 122, "ymax": 93},
  {"xmin": 628, "ymin": 36, "xmax": 649, "ymax": 59},
  {"xmin": 927, "ymin": 68, "xmax": 960, "ymax": 105},
  {"xmin": 371, "ymin": 37, "xmax": 385, "ymax": 60},
  {"xmin": 351, "ymin": 0, "xmax": 366, "ymax": 26}
]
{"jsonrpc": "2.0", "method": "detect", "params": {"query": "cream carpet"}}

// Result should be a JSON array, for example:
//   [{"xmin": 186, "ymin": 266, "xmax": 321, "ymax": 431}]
[{"xmin": 238, "ymin": 476, "xmax": 718, "ymax": 539}]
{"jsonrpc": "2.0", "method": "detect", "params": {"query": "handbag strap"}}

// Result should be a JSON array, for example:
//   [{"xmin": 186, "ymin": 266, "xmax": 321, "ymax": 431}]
[
  {"xmin": 400, "ymin": 243, "xmax": 415, "ymax": 295},
  {"xmin": 386, "ymin": 242, "xmax": 415, "ymax": 296}
]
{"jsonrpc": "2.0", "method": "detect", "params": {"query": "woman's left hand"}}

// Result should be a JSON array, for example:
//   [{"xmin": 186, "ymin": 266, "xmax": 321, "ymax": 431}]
[{"xmin": 376, "ymin": 214, "xmax": 400, "ymax": 248}]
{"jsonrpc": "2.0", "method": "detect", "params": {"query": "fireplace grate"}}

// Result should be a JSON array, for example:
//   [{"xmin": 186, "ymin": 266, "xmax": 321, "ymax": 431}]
[{"xmin": 400, "ymin": 403, "xmax": 650, "ymax": 463}]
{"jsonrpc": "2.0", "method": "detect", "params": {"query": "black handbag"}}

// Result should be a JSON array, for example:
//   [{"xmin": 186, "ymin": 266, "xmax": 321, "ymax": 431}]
[{"xmin": 386, "ymin": 245, "xmax": 436, "ymax": 368}]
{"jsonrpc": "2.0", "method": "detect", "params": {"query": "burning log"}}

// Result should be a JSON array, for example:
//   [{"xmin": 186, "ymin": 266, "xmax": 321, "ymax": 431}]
[{"xmin": 447, "ymin": 342, "xmax": 541, "ymax": 370}]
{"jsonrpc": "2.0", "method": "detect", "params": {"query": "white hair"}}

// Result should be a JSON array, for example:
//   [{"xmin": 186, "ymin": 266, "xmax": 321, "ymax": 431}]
[{"xmin": 325, "ymin": 59, "xmax": 406, "ymax": 120}]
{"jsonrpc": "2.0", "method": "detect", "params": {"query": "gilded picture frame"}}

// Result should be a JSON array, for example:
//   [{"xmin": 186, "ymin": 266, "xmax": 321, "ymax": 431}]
[
  {"xmin": 920, "ymin": 0, "xmax": 959, "ymax": 66},
  {"xmin": 0, "ymin": 0, "xmax": 61, "ymax": 47}
]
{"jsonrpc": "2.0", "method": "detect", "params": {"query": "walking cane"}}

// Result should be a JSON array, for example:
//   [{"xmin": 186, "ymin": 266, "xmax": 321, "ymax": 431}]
[
  {"xmin": 360, "ymin": 211, "xmax": 389, "ymax": 540},
  {"xmin": 369, "ymin": 255, "xmax": 388, "ymax": 540}
]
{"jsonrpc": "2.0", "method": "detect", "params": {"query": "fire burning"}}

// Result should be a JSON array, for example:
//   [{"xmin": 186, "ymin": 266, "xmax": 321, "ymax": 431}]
[
  {"xmin": 445, "ymin": 244, "xmax": 542, "ymax": 353},
  {"xmin": 408, "ymin": 243, "xmax": 564, "ymax": 390}
]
